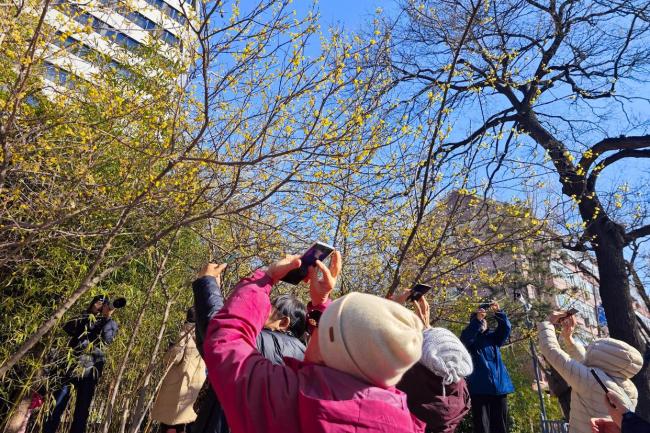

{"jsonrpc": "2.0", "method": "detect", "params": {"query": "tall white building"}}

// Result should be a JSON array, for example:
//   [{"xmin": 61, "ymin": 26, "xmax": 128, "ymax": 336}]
[{"xmin": 42, "ymin": 0, "xmax": 196, "ymax": 89}]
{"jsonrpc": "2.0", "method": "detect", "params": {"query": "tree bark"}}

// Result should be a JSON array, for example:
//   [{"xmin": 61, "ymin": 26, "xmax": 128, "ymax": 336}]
[{"xmin": 592, "ymin": 223, "xmax": 650, "ymax": 417}]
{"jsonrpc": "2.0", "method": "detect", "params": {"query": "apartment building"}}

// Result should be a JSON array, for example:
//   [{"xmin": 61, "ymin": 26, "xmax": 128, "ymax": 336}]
[
  {"xmin": 443, "ymin": 190, "xmax": 607, "ymax": 342},
  {"xmin": 41, "ymin": 0, "xmax": 196, "ymax": 89}
]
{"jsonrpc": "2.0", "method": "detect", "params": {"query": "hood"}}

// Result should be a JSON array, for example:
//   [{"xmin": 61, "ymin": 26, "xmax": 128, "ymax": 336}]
[
  {"xmin": 420, "ymin": 328, "xmax": 473, "ymax": 385},
  {"xmin": 585, "ymin": 338, "xmax": 643, "ymax": 379}
]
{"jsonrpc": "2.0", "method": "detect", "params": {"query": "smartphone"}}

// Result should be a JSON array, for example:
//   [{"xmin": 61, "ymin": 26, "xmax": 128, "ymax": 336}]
[
  {"xmin": 281, "ymin": 241, "xmax": 335, "ymax": 285},
  {"xmin": 221, "ymin": 252, "xmax": 238, "ymax": 264},
  {"xmin": 558, "ymin": 308, "xmax": 579, "ymax": 323},
  {"xmin": 408, "ymin": 284, "xmax": 432, "ymax": 302},
  {"xmin": 590, "ymin": 369, "xmax": 609, "ymax": 394}
]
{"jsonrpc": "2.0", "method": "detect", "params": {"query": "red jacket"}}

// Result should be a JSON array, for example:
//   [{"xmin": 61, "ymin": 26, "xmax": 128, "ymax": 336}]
[{"xmin": 203, "ymin": 269, "xmax": 425, "ymax": 433}]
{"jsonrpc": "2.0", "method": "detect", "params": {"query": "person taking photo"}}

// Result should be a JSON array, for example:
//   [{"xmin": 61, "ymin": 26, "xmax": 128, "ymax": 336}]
[
  {"xmin": 460, "ymin": 301, "xmax": 514, "ymax": 433},
  {"xmin": 42, "ymin": 295, "xmax": 121, "ymax": 433},
  {"xmin": 200, "ymin": 251, "xmax": 426, "ymax": 433}
]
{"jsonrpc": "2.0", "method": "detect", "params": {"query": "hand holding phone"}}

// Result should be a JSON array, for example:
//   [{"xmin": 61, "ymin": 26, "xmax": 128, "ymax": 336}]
[
  {"xmin": 307, "ymin": 250, "xmax": 341, "ymax": 305},
  {"xmin": 281, "ymin": 242, "xmax": 335, "ymax": 285},
  {"xmin": 559, "ymin": 308, "xmax": 578, "ymax": 320},
  {"xmin": 407, "ymin": 284, "xmax": 432, "ymax": 302}
]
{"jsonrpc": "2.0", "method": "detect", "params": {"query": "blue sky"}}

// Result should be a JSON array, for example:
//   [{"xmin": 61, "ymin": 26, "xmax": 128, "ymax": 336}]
[
  {"xmin": 290, "ymin": 0, "xmax": 391, "ymax": 32},
  {"xmin": 314, "ymin": 0, "xmax": 384, "ymax": 28}
]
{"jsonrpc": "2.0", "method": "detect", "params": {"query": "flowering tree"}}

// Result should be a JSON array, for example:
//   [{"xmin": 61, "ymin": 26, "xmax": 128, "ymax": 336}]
[{"xmin": 378, "ymin": 0, "xmax": 650, "ymax": 412}]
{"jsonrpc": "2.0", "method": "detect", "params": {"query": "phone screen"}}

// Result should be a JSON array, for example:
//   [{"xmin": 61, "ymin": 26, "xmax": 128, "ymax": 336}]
[
  {"xmin": 301, "ymin": 244, "xmax": 332, "ymax": 268},
  {"xmin": 408, "ymin": 284, "xmax": 432, "ymax": 302},
  {"xmin": 281, "ymin": 242, "xmax": 335, "ymax": 285}
]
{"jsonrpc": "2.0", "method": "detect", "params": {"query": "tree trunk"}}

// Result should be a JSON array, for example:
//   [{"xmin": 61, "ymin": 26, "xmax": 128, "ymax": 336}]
[
  {"xmin": 118, "ymin": 399, "xmax": 130, "ymax": 433},
  {"xmin": 593, "ymin": 225, "xmax": 650, "ymax": 417}
]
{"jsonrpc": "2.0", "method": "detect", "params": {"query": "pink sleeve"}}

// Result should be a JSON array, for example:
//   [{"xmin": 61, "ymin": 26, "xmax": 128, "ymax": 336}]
[{"xmin": 203, "ymin": 270, "xmax": 301, "ymax": 433}]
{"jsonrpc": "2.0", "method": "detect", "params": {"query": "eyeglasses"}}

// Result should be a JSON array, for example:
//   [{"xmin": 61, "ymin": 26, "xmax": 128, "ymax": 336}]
[{"xmin": 306, "ymin": 310, "xmax": 322, "ymax": 333}]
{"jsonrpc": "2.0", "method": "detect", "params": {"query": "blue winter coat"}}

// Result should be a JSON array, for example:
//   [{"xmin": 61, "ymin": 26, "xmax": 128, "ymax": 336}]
[{"xmin": 460, "ymin": 311, "xmax": 514, "ymax": 396}]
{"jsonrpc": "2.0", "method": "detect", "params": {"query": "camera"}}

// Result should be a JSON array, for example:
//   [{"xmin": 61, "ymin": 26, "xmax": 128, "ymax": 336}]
[{"xmin": 109, "ymin": 297, "xmax": 127, "ymax": 309}]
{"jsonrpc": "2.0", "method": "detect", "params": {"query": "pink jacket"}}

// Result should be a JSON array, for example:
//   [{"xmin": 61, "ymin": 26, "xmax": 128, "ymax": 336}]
[{"xmin": 203, "ymin": 269, "xmax": 425, "ymax": 433}]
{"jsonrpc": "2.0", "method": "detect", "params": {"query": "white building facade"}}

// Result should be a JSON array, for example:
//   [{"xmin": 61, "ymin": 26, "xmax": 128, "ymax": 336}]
[{"xmin": 42, "ymin": 0, "xmax": 196, "ymax": 88}]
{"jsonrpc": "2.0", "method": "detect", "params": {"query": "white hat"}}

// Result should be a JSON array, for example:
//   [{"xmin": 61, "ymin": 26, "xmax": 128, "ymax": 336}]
[
  {"xmin": 420, "ymin": 327, "xmax": 473, "ymax": 385},
  {"xmin": 318, "ymin": 292, "xmax": 424, "ymax": 388}
]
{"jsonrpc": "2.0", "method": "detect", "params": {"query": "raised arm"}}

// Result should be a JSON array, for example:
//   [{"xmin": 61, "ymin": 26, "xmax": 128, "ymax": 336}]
[
  {"xmin": 460, "ymin": 317, "xmax": 483, "ymax": 348},
  {"xmin": 62, "ymin": 314, "xmax": 89, "ymax": 338},
  {"xmin": 537, "ymin": 321, "xmax": 600, "ymax": 395},
  {"xmin": 560, "ymin": 314, "xmax": 587, "ymax": 362},
  {"xmin": 490, "ymin": 311, "xmax": 511, "ymax": 347},
  {"xmin": 192, "ymin": 263, "xmax": 227, "ymax": 357},
  {"xmin": 203, "ymin": 257, "xmax": 303, "ymax": 433}
]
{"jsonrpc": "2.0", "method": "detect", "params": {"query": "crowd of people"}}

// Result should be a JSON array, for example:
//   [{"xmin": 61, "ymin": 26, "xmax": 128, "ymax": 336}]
[{"xmin": 33, "ymin": 249, "xmax": 650, "ymax": 433}]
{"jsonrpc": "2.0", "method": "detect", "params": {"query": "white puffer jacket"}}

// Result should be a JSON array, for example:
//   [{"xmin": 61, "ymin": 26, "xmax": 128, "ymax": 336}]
[{"xmin": 537, "ymin": 321, "xmax": 643, "ymax": 433}]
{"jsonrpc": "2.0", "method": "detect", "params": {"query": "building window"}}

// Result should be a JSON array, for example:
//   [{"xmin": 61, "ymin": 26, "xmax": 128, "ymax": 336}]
[
  {"xmin": 50, "ymin": 32, "xmax": 133, "ymax": 81},
  {"xmin": 126, "ymin": 10, "xmax": 180, "ymax": 46},
  {"xmin": 95, "ymin": 0, "xmax": 181, "ymax": 47},
  {"xmin": 54, "ymin": 2, "xmax": 141, "ymax": 52},
  {"xmin": 44, "ymin": 62, "xmax": 73, "ymax": 87},
  {"xmin": 143, "ymin": 0, "xmax": 188, "ymax": 26}
]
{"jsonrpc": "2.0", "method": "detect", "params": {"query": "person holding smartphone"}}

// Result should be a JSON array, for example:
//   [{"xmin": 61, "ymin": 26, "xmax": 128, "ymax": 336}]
[
  {"xmin": 460, "ymin": 302, "xmax": 514, "ymax": 433},
  {"xmin": 537, "ymin": 311, "xmax": 643, "ymax": 433},
  {"xmin": 200, "ymin": 250, "xmax": 427, "ymax": 433},
  {"xmin": 191, "ymin": 263, "xmax": 307, "ymax": 433}
]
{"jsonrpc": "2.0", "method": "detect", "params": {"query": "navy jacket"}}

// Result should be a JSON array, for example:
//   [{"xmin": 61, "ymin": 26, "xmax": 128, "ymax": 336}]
[
  {"xmin": 623, "ymin": 411, "xmax": 650, "ymax": 433},
  {"xmin": 460, "ymin": 311, "xmax": 514, "ymax": 396}
]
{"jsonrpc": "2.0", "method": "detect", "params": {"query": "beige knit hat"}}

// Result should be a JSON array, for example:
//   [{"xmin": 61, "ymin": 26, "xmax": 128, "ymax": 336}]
[{"xmin": 318, "ymin": 292, "xmax": 424, "ymax": 388}]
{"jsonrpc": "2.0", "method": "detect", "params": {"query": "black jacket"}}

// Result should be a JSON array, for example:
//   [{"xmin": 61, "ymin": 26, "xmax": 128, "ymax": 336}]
[
  {"xmin": 62, "ymin": 313, "xmax": 118, "ymax": 370},
  {"xmin": 192, "ymin": 275, "xmax": 305, "ymax": 433},
  {"xmin": 623, "ymin": 412, "xmax": 650, "ymax": 433},
  {"xmin": 257, "ymin": 329, "xmax": 305, "ymax": 365}
]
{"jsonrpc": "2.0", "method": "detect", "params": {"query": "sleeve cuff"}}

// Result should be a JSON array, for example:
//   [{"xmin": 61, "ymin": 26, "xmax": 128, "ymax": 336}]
[
  {"xmin": 307, "ymin": 299, "xmax": 331, "ymax": 335},
  {"xmin": 308, "ymin": 299, "xmax": 331, "ymax": 313}
]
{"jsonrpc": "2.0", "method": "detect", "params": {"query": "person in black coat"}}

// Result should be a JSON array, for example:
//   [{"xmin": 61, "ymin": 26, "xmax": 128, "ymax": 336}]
[
  {"xmin": 43, "ymin": 295, "xmax": 120, "ymax": 433},
  {"xmin": 191, "ymin": 263, "xmax": 306, "ymax": 433}
]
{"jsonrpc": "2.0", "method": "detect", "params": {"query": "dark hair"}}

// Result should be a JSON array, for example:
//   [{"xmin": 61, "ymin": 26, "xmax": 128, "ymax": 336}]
[
  {"xmin": 186, "ymin": 306, "xmax": 196, "ymax": 324},
  {"xmin": 271, "ymin": 294, "xmax": 306, "ymax": 339},
  {"xmin": 88, "ymin": 294, "xmax": 109, "ymax": 312}
]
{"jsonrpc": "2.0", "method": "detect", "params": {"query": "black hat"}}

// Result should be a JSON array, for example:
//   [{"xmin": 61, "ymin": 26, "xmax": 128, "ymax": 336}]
[
  {"xmin": 91, "ymin": 294, "xmax": 110, "ymax": 305},
  {"xmin": 88, "ymin": 295, "xmax": 110, "ymax": 312}
]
